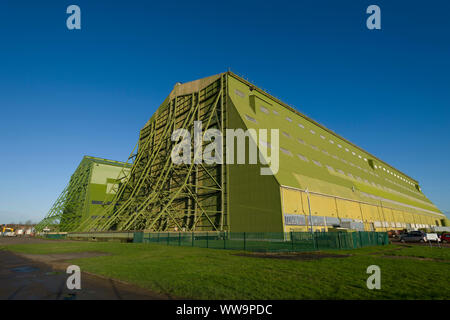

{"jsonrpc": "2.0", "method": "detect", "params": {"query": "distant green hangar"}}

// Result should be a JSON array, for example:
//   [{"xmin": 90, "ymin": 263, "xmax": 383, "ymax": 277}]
[
  {"xmin": 38, "ymin": 72, "xmax": 447, "ymax": 233},
  {"xmin": 36, "ymin": 156, "xmax": 131, "ymax": 232}
]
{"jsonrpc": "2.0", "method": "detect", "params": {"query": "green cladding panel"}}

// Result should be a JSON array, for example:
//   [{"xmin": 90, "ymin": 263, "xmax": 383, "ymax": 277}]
[
  {"xmin": 225, "ymin": 72, "xmax": 443, "ymax": 232},
  {"xmin": 227, "ymin": 95, "xmax": 283, "ymax": 232},
  {"xmin": 36, "ymin": 156, "xmax": 131, "ymax": 232}
]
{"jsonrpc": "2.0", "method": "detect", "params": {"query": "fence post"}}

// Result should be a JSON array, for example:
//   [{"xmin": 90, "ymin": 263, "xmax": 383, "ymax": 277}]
[
  {"xmin": 223, "ymin": 232, "xmax": 226, "ymax": 249},
  {"xmin": 314, "ymin": 232, "xmax": 318, "ymax": 250},
  {"xmin": 179, "ymin": 232, "xmax": 181, "ymax": 246},
  {"xmin": 167, "ymin": 232, "xmax": 169, "ymax": 245},
  {"xmin": 206, "ymin": 232, "xmax": 209, "ymax": 248},
  {"xmin": 192, "ymin": 232, "xmax": 194, "ymax": 247},
  {"xmin": 337, "ymin": 232, "xmax": 341, "ymax": 249},
  {"xmin": 316, "ymin": 232, "xmax": 320, "ymax": 250},
  {"xmin": 291, "ymin": 232, "xmax": 294, "ymax": 251},
  {"xmin": 243, "ymin": 232, "xmax": 246, "ymax": 251},
  {"xmin": 359, "ymin": 231, "xmax": 363, "ymax": 248}
]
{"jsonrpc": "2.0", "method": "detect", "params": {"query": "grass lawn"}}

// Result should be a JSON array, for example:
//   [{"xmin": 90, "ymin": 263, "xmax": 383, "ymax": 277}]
[{"xmin": 1, "ymin": 241, "xmax": 449, "ymax": 299}]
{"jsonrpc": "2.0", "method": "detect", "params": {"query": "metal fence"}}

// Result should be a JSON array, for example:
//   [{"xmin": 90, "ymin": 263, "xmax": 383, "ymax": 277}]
[
  {"xmin": 67, "ymin": 232, "xmax": 134, "ymax": 241},
  {"xmin": 43, "ymin": 230, "xmax": 388, "ymax": 252},
  {"xmin": 44, "ymin": 233, "xmax": 67, "ymax": 240},
  {"xmin": 134, "ymin": 231, "xmax": 389, "ymax": 252},
  {"xmin": 43, "ymin": 231, "xmax": 134, "ymax": 241}
]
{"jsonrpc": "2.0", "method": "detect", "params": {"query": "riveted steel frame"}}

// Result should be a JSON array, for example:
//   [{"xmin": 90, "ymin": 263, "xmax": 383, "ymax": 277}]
[
  {"xmin": 81, "ymin": 75, "xmax": 228, "ymax": 232},
  {"xmin": 35, "ymin": 159, "xmax": 92, "ymax": 232}
]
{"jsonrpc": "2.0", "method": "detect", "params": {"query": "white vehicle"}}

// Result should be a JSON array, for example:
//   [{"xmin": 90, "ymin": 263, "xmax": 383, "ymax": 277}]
[
  {"xmin": 425, "ymin": 233, "xmax": 440, "ymax": 242},
  {"xmin": 17, "ymin": 229, "xmax": 24, "ymax": 236},
  {"xmin": 2, "ymin": 227, "xmax": 15, "ymax": 237}
]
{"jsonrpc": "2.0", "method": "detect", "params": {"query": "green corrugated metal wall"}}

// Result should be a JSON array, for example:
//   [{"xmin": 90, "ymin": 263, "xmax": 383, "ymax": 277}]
[{"xmin": 227, "ymin": 95, "xmax": 283, "ymax": 232}]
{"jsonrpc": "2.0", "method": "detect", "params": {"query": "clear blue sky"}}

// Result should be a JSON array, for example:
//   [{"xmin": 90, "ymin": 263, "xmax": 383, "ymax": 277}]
[{"xmin": 0, "ymin": 0, "xmax": 449, "ymax": 224}]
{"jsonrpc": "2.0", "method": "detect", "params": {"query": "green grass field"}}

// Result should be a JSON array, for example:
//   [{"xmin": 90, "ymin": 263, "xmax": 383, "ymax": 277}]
[{"xmin": 1, "ymin": 241, "xmax": 449, "ymax": 299}]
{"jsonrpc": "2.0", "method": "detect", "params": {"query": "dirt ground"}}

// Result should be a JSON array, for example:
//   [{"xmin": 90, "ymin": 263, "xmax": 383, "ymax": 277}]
[{"xmin": 0, "ymin": 237, "xmax": 171, "ymax": 300}]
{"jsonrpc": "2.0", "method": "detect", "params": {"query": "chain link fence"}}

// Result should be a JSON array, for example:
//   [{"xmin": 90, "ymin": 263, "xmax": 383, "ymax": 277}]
[
  {"xmin": 134, "ymin": 231, "xmax": 389, "ymax": 252},
  {"xmin": 43, "ymin": 230, "xmax": 388, "ymax": 252}
]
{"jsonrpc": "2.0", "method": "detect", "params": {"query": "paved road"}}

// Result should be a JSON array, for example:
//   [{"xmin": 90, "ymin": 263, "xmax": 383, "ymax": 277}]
[{"xmin": 0, "ymin": 237, "xmax": 170, "ymax": 300}]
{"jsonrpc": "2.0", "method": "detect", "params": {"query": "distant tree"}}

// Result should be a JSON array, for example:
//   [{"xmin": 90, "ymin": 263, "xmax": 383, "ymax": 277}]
[{"xmin": 25, "ymin": 220, "xmax": 32, "ymax": 226}]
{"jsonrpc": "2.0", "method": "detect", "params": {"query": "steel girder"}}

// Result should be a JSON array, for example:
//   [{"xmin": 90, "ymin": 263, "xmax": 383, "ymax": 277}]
[
  {"xmin": 35, "ymin": 158, "xmax": 92, "ymax": 232},
  {"xmin": 79, "ymin": 75, "xmax": 228, "ymax": 232}
]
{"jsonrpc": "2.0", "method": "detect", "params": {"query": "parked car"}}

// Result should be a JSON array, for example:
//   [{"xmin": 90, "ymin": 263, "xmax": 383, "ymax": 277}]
[
  {"xmin": 400, "ymin": 231, "xmax": 427, "ymax": 243},
  {"xmin": 1, "ymin": 227, "xmax": 15, "ymax": 237},
  {"xmin": 439, "ymin": 233, "xmax": 450, "ymax": 243}
]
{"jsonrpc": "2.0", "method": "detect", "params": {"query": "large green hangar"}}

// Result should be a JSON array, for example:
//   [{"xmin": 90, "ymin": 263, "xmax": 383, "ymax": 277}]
[
  {"xmin": 36, "ymin": 156, "xmax": 131, "ymax": 232},
  {"xmin": 81, "ymin": 72, "xmax": 446, "ymax": 233}
]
